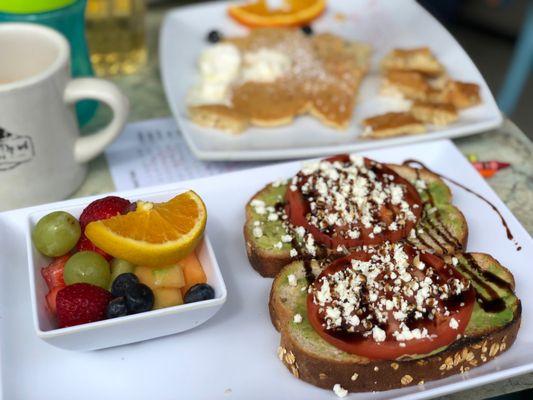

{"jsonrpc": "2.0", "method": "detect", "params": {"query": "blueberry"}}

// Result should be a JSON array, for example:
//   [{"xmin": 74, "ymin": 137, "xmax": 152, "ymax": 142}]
[
  {"xmin": 184, "ymin": 284, "xmax": 215, "ymax": 304},
  {"xmin": 301, "ymin": 25, "xmax": 313, "ymax": 36},
  {"xmin": 111, "ymin": 273, "xmax": 139, "ymax": 298},
  {"xmin": 125, "ymin": 283, "xmax": 154, "ymax": 314},
  {"xmin": 207, "ymin": 30, "xmax": 223, "ymax": 43},
  {"xmin": 106, "ymin": 297, "xmax": 128, "ymax": 319}
]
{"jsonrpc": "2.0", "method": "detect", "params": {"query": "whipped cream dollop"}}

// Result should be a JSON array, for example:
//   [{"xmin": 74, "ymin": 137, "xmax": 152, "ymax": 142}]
[
  {"xmin": 187, "ymin": 43, "xmax": 241, "ymax": 106},
  {"xmin": 188, "ymin": 43, "xmax": 291, "ymax": 106}
]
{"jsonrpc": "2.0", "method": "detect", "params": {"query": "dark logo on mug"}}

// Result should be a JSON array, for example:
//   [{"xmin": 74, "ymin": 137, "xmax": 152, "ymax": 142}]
[{"xmin": 0, "ymin": 127, "xmax": 35, "ymax": 171}]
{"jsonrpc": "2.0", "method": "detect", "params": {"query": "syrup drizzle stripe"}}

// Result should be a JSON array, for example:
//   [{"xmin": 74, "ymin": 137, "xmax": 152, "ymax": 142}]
[{"xmin": 403, "ymin": 159, "xmax": 521, "ymax": 251}]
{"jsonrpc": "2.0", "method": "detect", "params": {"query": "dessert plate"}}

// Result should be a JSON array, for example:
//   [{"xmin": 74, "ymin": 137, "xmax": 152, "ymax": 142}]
[
  {"xmin": 160, "ymin": 0, "xmax": 502, "ymax": 161},
  {"xmin": 0, "ymin": 139, "xmax": 531, "ymax": 399}
]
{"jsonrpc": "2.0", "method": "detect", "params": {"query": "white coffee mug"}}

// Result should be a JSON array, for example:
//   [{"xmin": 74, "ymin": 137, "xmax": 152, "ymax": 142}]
[{"xmin": 0, "ymin": 23, "xmax": 129, "ymax": 211}]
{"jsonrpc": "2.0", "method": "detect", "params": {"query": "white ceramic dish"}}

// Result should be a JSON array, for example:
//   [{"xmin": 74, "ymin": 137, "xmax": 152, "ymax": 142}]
[
  {"xmin": 160, "ymin": 0, "xmax": 503, "ymax": 161},
  {"xmin": 25, "ymin": 190, "xmax": 227, "ymax": 351},
  {"xmin": 0, "ymin": 139, "xmax": 531, "ymax": 399}
]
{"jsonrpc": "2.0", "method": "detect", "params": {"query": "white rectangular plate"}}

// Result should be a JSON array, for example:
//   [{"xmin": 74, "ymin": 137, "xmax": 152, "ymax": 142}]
[
  {"xmin": 0, "ymin": 139, "xmax": 531, "ymax": 399},
  {"xmin": 160, "ymin": 0, "xmax": 503, "ymax": 161}
]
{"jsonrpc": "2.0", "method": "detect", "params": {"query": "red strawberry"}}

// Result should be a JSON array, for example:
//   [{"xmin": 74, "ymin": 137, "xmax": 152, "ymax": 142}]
[
  {"xmin": 46, "ymin": 286, "xmax": 63, "ymax": 315},
  {"xmin": 41, "ymin": 255, "xmax": 70, "ymax": 290},
  {"xmin": 56, "ymin": 283, "xmax": 112, "ymax": 328},
  {"xmin": 79, "ymin": 196, "xmax": 131, "ymax": 230},
  {"xmin": 76, "ymin": 234, "xmax": 112, "ymax": 260}
]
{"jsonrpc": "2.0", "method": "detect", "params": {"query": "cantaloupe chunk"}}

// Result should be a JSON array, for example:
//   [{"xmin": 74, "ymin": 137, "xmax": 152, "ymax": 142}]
[
  {"xmin": 179, "ymin": 252, "xmax": 207, "ymax": 294},
  {"xmin": 135, "ymin": 265, "xmax": 185, "ymax": 289},
  {"xmin": 153, "ymin": 288, "xmax": 183, "ymax": 309}
]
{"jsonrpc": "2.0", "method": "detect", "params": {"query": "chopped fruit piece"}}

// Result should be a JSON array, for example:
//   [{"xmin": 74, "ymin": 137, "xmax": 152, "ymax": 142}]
[
  {"xmin": 79, "ymin": 196, "xmax": 131, "ymax": 230},
  {"xmin": 85, "ymin": 191, "xmax": 207, "ymax": 267},
  {"xmin": 45, "ymin": 286, "xmax": 63, "ymax": 315},
  {"xmin": 63, "ymin": 251, "xmax": 111, "ymax": 289},
  {"xmin": 153, "ymin": 288, "xmax": 184, "ymax": 309},
  {"xmin": 106, "ymin": 297, "xmax": 128, "ymax": 319},
  {"xmin": 184, "ymin": 283, "xmax": 215, "ymax": 304},
  {"xmin": 76, "ymin": 234, "xmax": 111, "ymax": 260},
  {"xmin": 179, "ymin": 252, "xmax": 207, "ymax": 293},
  {"xmin": 41, "ymin": 255, "xmax": 70, "ymax": 290},
  {"xmin": 56, "ymin": 283, "xmax": 112, "ymax": 327},
  {"xmin": 32, "ymin": 211, "xmax": 81, "ymax": 257},
  {"xmin": 125, "ymin": 283, "xmax": 154, "ymax": 314},
  {"xmin": 110, "ymin": 259, "xmax": 136, "ymax": 287},
  {"xmin": 135, "ymin": 265, "xmax": 185, "ymax": 289},
  {"xmin": 111, "ymin": 273, "xmax": 140, "ymax": 298},
  {"xmin": 228, "ymin": 0, "xmax": 326, "ymax": 28}
]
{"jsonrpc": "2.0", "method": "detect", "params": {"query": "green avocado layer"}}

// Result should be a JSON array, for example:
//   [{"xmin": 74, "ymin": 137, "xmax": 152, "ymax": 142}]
[{"xmin": 279, "ymin": 257, "xmax": 518, "ymax": 361}]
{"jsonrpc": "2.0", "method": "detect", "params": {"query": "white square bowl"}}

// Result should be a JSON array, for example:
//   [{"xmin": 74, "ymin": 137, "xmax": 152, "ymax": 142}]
[{"xmin": 25, "ymin": 189, "xmax": 227, "ymax": 351}]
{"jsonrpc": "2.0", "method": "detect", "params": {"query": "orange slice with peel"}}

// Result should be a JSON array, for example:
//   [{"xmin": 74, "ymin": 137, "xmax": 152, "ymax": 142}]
[
  {"xmin": 228, "ymin": 0, "xmax": 326, "ymax": 28},
  {"xmin": 85, "ymin": 191, "xmax": 207, "ymax": 267}
]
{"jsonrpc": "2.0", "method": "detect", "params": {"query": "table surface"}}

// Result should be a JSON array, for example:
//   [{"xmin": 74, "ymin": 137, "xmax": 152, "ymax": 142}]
[{"xmin": 77, "ymin": 4, "xmax": 533, "ymax": 400}]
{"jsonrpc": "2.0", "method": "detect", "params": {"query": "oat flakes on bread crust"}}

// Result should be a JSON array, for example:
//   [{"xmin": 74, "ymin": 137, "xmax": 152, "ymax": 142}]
[
  {"xmin": 362, "ymin": 112, "xmax": 426, "ymax": 138},
  {"xmin": 270, "ymin": 253, "xmax": 521, "ymax": 392},
  {"xmin": 381, "ymin": 47, "xmax": 444, "ymax": 77}
]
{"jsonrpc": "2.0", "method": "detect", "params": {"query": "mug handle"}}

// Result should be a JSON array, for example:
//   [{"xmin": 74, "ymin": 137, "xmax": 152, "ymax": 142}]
[{"xmin": 64, "ymin": 78, "xmax": 129, "ymax": 163}]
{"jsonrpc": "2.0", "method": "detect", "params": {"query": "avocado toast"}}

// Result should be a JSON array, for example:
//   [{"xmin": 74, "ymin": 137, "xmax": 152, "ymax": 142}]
[
  {"xmin": 270, "ymin": 251, "xmax": 520, "ymax": 392},
  {"xmin": 242, "ymin": 154, "xmax": 521, "ymax": 394},
  {"xmin": 244, "ymin": 158, "xmax": 468, "ymax": 278}
]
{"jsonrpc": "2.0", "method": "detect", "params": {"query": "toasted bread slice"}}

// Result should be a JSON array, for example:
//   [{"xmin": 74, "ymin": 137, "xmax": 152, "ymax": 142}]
[
  {"xmin": 270, "ymin": 253, "xmax": 521, "ymax": 392},
  {"xmin": 362, "ymin": 112, "xmax": 426, "ymax": 138},
  {"xmin": 381, "ymin": 47, "xmax": 444, "ymax": 77},
  {"xmin": 411, "ymin": 101, "xmax": 458, "ymax": 126},
  {"xmin": 244, "ymin": 164, "xmax": 468, "ymax": 277}
]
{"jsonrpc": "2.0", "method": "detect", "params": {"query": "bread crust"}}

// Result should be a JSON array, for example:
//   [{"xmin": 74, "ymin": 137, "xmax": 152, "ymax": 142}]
[{"xmin": 277, "ymin": 305, "xmax": 521, "ymax": 392}]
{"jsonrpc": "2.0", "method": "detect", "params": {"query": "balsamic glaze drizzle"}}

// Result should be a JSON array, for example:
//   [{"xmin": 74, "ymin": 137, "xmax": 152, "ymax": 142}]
[{"xmin": 403, "ymin": 159, "xmax": 521, "ymax": 252}]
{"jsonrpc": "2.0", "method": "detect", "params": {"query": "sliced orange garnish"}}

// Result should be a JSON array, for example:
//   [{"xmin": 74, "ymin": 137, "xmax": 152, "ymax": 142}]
[
  {"xmin": 228, "ymin": 0, "xmax": 326, "ymax": 28},
  {"xmin": 85, "ymin": 191, "xmax": 207, "ymax": 267}
]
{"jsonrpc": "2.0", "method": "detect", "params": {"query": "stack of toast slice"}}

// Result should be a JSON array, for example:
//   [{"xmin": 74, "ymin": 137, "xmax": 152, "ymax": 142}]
[{"xmin": 243, "ymin": 155, "xmax": 521, "ymax": 394}]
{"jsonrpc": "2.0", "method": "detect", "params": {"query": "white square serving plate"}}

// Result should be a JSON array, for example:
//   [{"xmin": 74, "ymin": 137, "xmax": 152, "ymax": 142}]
[
  {"xmin": 0, "ymin": 139, "xmax": 530, "ymax": 399},
  {"xmin": 25, "ymin": 190, "xmax": 227, "ymax": 351},
  {"xmin": 160, "ymin": 0, "xmax": 503, "ymax": 161}
]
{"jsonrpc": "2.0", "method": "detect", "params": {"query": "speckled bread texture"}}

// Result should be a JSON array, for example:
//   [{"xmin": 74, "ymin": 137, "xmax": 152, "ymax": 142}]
[
  {"xmin": 244, "ymin": 164, "xmax": 468, "ymax": 277},
  {"xmin": 188, "ymin": 28, "xmax": 372, "ymax": 132},
  {"xmin": 270, "ymin": 254, "xmax": 521, "ymax": 392}
]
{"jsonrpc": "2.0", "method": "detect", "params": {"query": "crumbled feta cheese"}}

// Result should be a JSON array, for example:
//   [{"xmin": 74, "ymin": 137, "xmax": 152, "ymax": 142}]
[
  {"xmin": 449, "ymin": 318, "xmax": 459, "ymax": 330},
  {"xmin": 281, "ymin": 234, "xmax": 292, "ymax": 243},
  {"xmin": 333, "ymin": 384, "xmax": 348, "ymax": 398},
  {"xmin": 293, "ymin": 313, "xmax": 303, "ymax": 324},
  {"xmin": 287, "ymin": 274, "xmax": 297, "ymax": 287},
  {"xmin": 267, "ymin": 213, "xmax": 279, "ymax": 222},
  {"xmin": 252, "ymin": 227, "xmax": 263, "ymax": 238},
  {"xmin": 273, "ymin": 242, "xmax": 283, "ymax": 249},
  {"xmin": 290, "ymin": 249, "xmax": 298, "ymax": 258},
  {"xmin": 372, "ymin": 326, "xmax": 386, "ymax": 342}
]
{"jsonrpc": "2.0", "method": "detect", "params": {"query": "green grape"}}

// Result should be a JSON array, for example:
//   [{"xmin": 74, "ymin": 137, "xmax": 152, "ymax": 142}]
[
  {"xmin": 64, "ymin": 251, "xmax": 111, "ymax": 289},
  {"xmin": 32, "ymin": 211, "xmax": 81, "ymax": 257},
  {"xmin": 110, "ymin": 258, "xmax": 136, "ymax": 286}
]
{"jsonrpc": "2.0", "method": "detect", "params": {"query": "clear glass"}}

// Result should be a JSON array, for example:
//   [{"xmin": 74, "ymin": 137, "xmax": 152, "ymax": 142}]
[{"xmin": 85, "ymin": 0, "xmax": 147, "ymax": 76}]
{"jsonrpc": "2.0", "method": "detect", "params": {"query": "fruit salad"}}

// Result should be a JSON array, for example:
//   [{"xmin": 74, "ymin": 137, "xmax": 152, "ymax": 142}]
[{"xmin": 32, "ymin": 191, "xmax": 215, "ymax": 328}]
